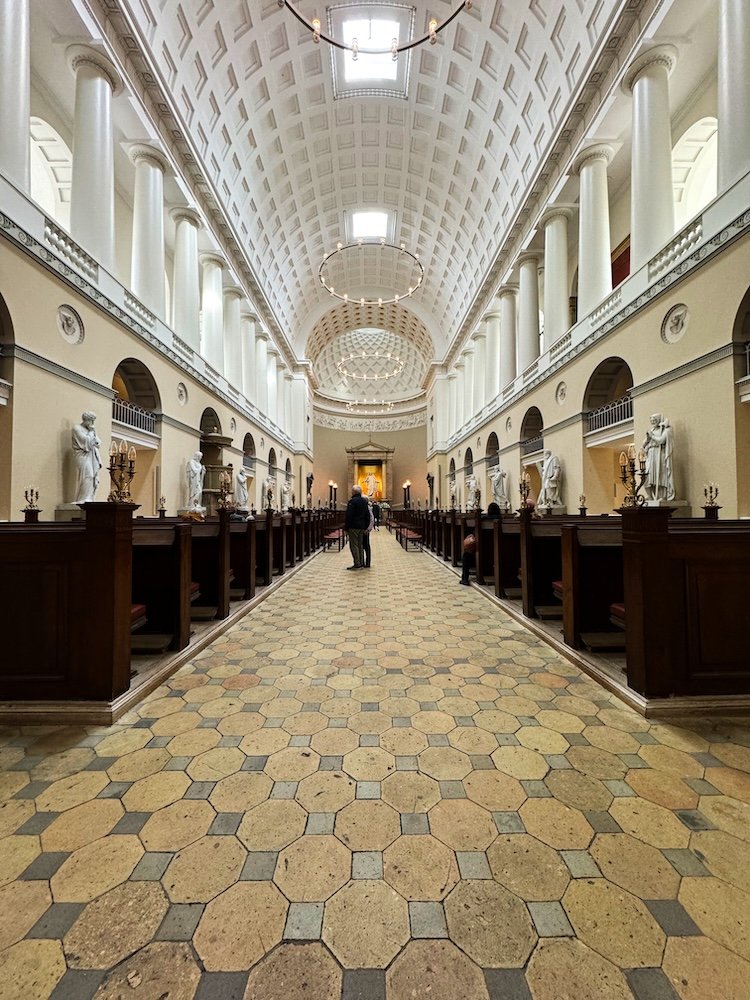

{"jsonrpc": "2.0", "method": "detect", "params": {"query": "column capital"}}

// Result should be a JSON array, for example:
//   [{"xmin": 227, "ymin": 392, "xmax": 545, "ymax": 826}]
[
  {"xmin": 516, "ymin": 251, "xmax": 542, "ymax": 268},
  {"xmin": 240, "ymin": 306, "xmax": 257, "ymax": 321},
  {"xmin": 471, "ymin": 325, "xmax": 487, "ymax": 341},
  {"xmin": 199, "ymin": 251, "xmax": 225, "ymax": 269},
  {"xmin": 284, "ymin": 370, "xmax": 294, "ymax": 382},
  {"xmin": 572, "ymin": 143, "xmax": 614, "ymax": 175},
  {"xmin": 447, "ymin": 370, "xmax": 458, "ymax": 381},
  {"xmin": 539, "ymin": 205, "xmax": 574, "ymax": 227},
  {"xmin": 66, "ymin": 44, "xmax": 123, "ymax": 95},
  {"xmin": 622, "ymin": 44, "xmax": 678, "ymax": 94},
  {"xmin": 255, "ymin": 326, "xmax": 270, "ymax": 342},
  {"xmin": 170, "ymin": 205, "xmax": 203, "ymax": 228},
  {"xmin": 223, "ymin": 284, "xmax": 244, "ymax": 300},
  {"xmin": 497, "ymin": 283, "xmax": 518, "ymax": 299},
  {"xmin": 127, "ymin": 142, "xmax": 169, "ymax": 173}
]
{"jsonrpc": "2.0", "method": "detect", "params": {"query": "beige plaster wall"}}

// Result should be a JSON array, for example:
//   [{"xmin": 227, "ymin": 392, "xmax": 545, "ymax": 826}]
[{"xmin": 312, "ymin": 424, "xmax": 427, "ymax": 509}]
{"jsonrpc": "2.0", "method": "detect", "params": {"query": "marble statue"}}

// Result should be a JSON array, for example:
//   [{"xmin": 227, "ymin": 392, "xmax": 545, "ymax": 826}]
[
  {"xmin": 488, "ymin": 466, "xmax": 509, "ymax": 507},
  {"xmin": 236, "ymin": 465, "xmax": 249, "ymax": 509},
  {"xmin": 71, "ymin": 411, "xmax": 102, "ymax": 503},
  {"xmin": 363, "ymin": 472, "xmax": 381, "ymax": 498},
  {"xmin": 449, "ymin": 478, "xmax": 457, "ymax": 505},
  {"xmin": 466, "ymin": 475, "xmax": 478, "ymax": 509},
  {"xmin": 642, "ymin": 413, "xmax": 675, "ymax": 501},
  {"xmin": 186, "ymin": 452, "xmax": 205, "ymax": 510},
  {"xmin": 264, "ymin": 476, "xmax": 276, "ymax": 507},
  {"xmin": 281, "ymin": 481, "xmax": 291, "ymax": 509},
  {"xmin": 537, "ymin": 450, "xmax": 562, "ymax": 507}
]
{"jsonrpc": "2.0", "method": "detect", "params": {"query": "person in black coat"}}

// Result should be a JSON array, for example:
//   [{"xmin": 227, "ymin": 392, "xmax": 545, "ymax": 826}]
[{"xmin": 344, "ymin": 485, "xmax": 370, "ymax": 569}]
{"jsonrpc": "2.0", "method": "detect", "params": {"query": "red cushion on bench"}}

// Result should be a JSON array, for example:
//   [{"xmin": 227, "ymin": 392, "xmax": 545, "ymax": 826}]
[
  {"xmin": 610, "ymin": 603, "xmax": 626, "ymax": 623},
  {"xmin": 552, "ymin": 580, "xmax": 563, "ymax": 599},
  {"xmin": 130, "ymin": 603, "xmax": 147, "ymax": 623},
  {"xmin": 190, "ymin": 582, "xmax": 200, "ymax": 595}
]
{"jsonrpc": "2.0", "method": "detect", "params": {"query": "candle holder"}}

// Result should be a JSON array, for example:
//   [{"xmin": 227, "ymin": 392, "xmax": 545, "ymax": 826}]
[
  {"xmin": 158, "ymin": 495, "xmax": 167, "ymax": 519},
  {"xmin": 619, "ymin": 445, "xmax": 647, "ymax": 507},
  {"xmin": 474, "ymin": 486, "xmax": 482, "ymax": 511},
  {"xmin": 217, "ymin": 471, "xmax": 234, "ymax": 511},
  {"xmin": 266, "ymin": 487, "xmax": 274, "ymax": 511},
  {"xmin": 22, "ymin": 487, "xmax": 41, "ymax": 523},
  {"xmin": 108, "ymin": 440, "xmax": 137, "ymax": 503},
  {"xmin": 450, "ymin": 489, "xmax": 456, "ymax": 510},
  {"xmin": 578, "ymin": 494, "xmax": 587, "ymax": 517},
  {"xmin": 403, "ymin": 480, "xmax": 411, "ymax": 509},
  {"xmin": 518, "ymin": 471, "xmax": 531, "ymax": 509},
  {"xmin": 701, "ymin": 482, "xmax": 721, "ymax": 520}
]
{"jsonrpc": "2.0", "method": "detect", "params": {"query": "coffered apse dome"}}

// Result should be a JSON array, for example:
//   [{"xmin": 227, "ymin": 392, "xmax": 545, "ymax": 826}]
[{"xmin": 91, "ymin": 0, "xmax": 635, "ymax": 428}]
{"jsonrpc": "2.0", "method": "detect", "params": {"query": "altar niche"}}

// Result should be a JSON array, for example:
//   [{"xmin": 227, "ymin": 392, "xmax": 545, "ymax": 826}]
[{"xmin": 346, "ymin": 439, "xmax": 395, "ymax": 502}]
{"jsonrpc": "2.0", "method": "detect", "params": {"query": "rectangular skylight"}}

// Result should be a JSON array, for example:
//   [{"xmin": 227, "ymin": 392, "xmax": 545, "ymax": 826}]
[
  {"xmin": 352, "ymin": 210, "xmax": 389, "ymax": 240},
  {"xmin": 342, "ymin": 18, "xmax": 400, "ymax": 82}
]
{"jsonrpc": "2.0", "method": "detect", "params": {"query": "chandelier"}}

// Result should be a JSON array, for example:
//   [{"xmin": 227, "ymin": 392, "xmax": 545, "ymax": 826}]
[
  {"xmin": 320, "ymin": 239, "xmax": 424, "ymax": 306},
  {"xmin": 346, "ymin": 399, "xmax": 395, "ymax": 414},
  {"xmin": 278, "ymin": 1, "xmax": 473, "ymax": 59},
  {"xmin": 336, "ymin": 349, "xmax": 405, "ymax": 380}
]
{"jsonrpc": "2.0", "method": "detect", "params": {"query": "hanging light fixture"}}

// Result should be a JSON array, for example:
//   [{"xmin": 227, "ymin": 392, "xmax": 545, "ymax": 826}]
[{"xmin": 278, "ymin": 1, "xmax": 472, "ymax": 59}]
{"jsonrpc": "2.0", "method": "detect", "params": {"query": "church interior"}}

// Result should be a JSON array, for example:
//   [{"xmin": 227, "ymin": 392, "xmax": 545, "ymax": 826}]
[{"xmin": 1, "ymin": 0, "xmax": 750, "ymax": 997}]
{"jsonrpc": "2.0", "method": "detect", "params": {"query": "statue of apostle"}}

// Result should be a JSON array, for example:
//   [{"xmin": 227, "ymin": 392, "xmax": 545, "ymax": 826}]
[{"xmin": 71, "ymin": 411, "xmax": 102, "ymax": 503}]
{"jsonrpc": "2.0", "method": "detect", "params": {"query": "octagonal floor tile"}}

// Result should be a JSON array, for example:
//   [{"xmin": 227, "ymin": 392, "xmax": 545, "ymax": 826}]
[
  {"xmin": 387, "ymin": 940, "xmax": 489, "ymax": 1000},
  {"xmin": 243, "ymin": 942, "xmax": 342, "ymax": 1000},
  {"xmin": 194, "ymin": 881, "xmax": 287, "ymax": 971},
  {"xmin": 238, "ymin": 799, "xmax": 307, "ymax": 852},
  {"xmin": 526, "ymin": 937, "xmax": 632, "ymax": 1000},
  {"xmin": 163, "ymin": 835, "xmax": 245, "ymax": 903},
  {"xmin": 323, "ymin": 879, "xmax": 409, "ymax": 968},
  {"xmin": 488, "ymin": 833, "xmax": 570, "ymax": 901},
  {"xmin": 383, "ymin": 835, "xmax": 458, "ymax": 901},
  {"xmin": 275, "ymin": 835, "xmax": 350, "ymax": 902}
]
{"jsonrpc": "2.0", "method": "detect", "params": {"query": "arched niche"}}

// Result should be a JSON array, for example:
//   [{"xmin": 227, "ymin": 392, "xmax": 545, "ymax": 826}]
[
  {"xmin": 242, "ymin": 432, "xmax": 256, "ymax": 469},
  {"xmin": 112, "ymin": 358, "xmax": 161, "ymax": 412},
  {"xmin": 464, "ymin": 447, "xmax": 474, "ymax": 475},
  {"xmin": 520, "ymin": 406, "xmax": 543, "ymax": 442},
  {"xmin": 200, "ymin": 408, "xmax": 222, "ymax": 437},
  {"xmin": 673, "ymin": 117, "xmax": 718, "ymax": 229},
  {"xmin": 485, "ymin": 432, "xmax": 499, "ymax": 463},
  {"xmin": 581, "ymin": 358, "xmax": 635, "ymax": 513},
  {"xmin": 29, "ymin": 117, "xmax": 72, "ymax": 229},
  {"xmin": 110, "ymin": 360, "xmax": 162, "ymax": 511},
  {"xmin": 285, "ymin": 457, "xmax": 292, "ymax": 477},
  {"xmin": 582, "ymin": 357, "xmax": 633, "ymax": 412},
  {"xmin": 268, "ymin": 447, "xmax": 277, "ymax": 474}
]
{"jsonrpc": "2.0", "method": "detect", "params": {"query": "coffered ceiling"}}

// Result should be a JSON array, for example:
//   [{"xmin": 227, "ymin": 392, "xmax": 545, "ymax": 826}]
[{"xmin": 81, "ymin": 0, "xmax": 626, "ymax": 394}]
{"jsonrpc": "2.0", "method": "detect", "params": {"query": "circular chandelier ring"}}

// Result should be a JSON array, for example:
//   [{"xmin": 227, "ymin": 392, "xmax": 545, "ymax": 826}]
[
  {"xmin": 336, "ymin": 351, "xmax": 405, "ymax": 381},
  {"xmin": 319, "ymin": 240, "xmax": 424, "ymax": 307},
  {"xmin": 278, "ymin": 1, "xmax": 472, "ymax": 56}
]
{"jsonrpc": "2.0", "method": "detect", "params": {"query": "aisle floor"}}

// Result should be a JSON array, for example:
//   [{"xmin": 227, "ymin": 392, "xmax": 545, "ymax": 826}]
[{"xmin": 1, "ymin": 529, "xmax": 750, "ymax": 999}]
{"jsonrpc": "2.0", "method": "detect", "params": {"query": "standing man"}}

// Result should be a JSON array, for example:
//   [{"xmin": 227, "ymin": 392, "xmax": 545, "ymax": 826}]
[
  {"xmin": 372, "ymin": 500, "xmax": 381, "ymax": 529},
  {"xmin": 344, "ymin": 484, "xmax": 370, "ymax": 570}
]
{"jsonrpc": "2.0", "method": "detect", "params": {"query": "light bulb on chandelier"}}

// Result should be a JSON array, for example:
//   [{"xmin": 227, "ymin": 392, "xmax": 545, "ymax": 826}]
[{"xmin": 277, "ymin": 1, "xmax": 473, "ymax": 59}]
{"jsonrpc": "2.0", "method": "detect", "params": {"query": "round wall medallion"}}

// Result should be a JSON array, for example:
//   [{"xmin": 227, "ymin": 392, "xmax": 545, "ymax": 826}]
[
  {"xmin": 505, "ymin": 417, "xmax": 512, "ymax": 433},
  {"xmin": 661, "ymin": 303, "xmax": 689, "ymax": 344},
  {"xmin": 57, "ymin": 305, "xmax": 84, "ymax": 345},
  {"xmin": 176, "ymin": 382, "xmax": 188, "ymax": 406},
  {"xmin": 555, "ymin": 381, "xmax": 567, "ymax": 405}
]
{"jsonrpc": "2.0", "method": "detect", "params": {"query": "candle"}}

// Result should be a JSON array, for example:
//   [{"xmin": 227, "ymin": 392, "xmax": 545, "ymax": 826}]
[
  {"xmin": 619, "ymin": 451, "xmax": 627, "ymax": 469},
  {"xmin": 119, "ymin": 439, "xmax": 128, "ymax": 454},
  {"xmin": 128, "ymin": 447, "xmax": 136, "ymax": 462},
  {"xmin": 110, "ymin": 441, "xmax": 118, "ymax": 457}
]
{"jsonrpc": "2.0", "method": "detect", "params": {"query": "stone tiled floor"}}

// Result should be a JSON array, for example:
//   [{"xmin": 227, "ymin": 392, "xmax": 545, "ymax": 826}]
[{"xmin": 1, "ymin": 530, "xmax": 750, "ymax": 999}]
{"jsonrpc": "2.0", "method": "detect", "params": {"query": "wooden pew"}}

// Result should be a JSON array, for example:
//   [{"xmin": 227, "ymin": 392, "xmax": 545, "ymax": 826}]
[
  {"xmin": 131, "ymin": 521, "xmax": 192, "ymax": 652},
  {"xmin": 0, "ymin": 504, "xmax": 134, "ymax": 702},
  {"xmin": 492, "ymin": 516, "xmax": 522, "ymax": 599},
  {"xmin": 229, "ymin": 517, "xmax": 257, "ymax": 601},
  {"xmin": 189, "ymin": 510, "xmax": 231, "ymax": 620},
  {"xmin": 561, "ymin": 521, "xmax": 625, "ymax": 652}
]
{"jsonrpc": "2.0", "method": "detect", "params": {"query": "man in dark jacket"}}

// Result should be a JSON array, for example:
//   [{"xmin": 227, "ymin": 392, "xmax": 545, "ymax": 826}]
[{"xmin": 344, "ymin": 485, "xmax": 370, "ymax": 570}]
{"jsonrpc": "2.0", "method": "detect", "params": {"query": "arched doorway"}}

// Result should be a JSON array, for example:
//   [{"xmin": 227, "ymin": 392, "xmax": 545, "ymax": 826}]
[
  {"xmin": 0, "ymin": 293, "xmax": 15, "ymax": 519},
  {"xmin": 112, "ymin": 359, "xmax": 162, "ymax": 513},
  {"xmin": 582, "ymin": 358, "xmax": 634, "ymax": 512}
]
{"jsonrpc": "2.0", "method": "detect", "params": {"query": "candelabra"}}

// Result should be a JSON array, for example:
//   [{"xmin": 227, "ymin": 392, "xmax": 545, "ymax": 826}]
[
  {"xmin": 328, "ymin": 480, "xmax": 338, "ymax": 509},
  {"xmin": 266, "ymin": 486, "xmax": 274, "ymax": 511},
  {"xmin": 217, "ymin": 471, "xmax": 234, "ymax": 511},
  {"xmin": 108, "ymin": 440, "xmax": 136, "ymax": 503},
  {"xmin": 158, "ymin": 495, "xmax": 167, "ymax": 519},
  {"xmin": 22, "ymin": 486, "xmax": 41, "ymax": 523},
  {"xmin": 519, "ymin": 471, "xmax": 531, "ymax": 508},
  {"xmin": 578, "ymin": 494, "xmax": 587, "ymax": 517},
  {"xmin": 474, "ymin": 486, "xmax": 482, "ymax": 511},
  {"xmin": 618, "ymin": 445, "xmax": 647, "ymax": 507},
  {"xmin": 702, "ymin": 482, "xmax": 721, "ymax": 520},
  {"xmin": 403, "ymin": 480, "xmax": 411, "ymax": 509}
]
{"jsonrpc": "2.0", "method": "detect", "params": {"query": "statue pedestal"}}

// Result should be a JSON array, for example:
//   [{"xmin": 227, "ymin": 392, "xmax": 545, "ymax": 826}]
[
  {"xmin": 644, "ymin": 499, "xmax": 691, "ymax": 517},
  {"xmin": 178, "ymin": 506, "xmax": 206, "ymax": 517},
  {"xmin": 540, "ymin": 504, "xmax": 567, "ymax": 517},
  {"xmin": 55, "ymin": 503, "xmax": 85, "ymax": 522}
]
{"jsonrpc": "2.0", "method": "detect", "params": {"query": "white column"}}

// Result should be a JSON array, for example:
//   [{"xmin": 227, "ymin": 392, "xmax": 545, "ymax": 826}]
[
  {"xmin": 453, "ymin": 360, "xmax": 465, "ymax": 431},
  {"xmin": 517, "ymin": 253, "xmax": 541, "ymax": 374},
  {"xmin": 199, "ymin": 252, "xmax": 225, "ymax": 372},
  {"xmin": 447, "ymin": 372, "xmax": 458, "ymax": 440},
  {"xmin": 275, "ymin": 357, "xmax": 285, "ymax": 429},
  {"xmin": 541, "ymin": 208, "xmax": 572, "ymax": 346},
  {"xmin": 624, "ymin": 46, "xmax": 677, "ymax": 270},
  {"xmin": 171, "ymin": 207, "xmax": 202, "ymax": 349},
  {"xmin": 240, "ymin": 309, "xmax": 256, "ymax": 400},
  {"xmin": 129, "ymin": 145, "xmax": 168, "ymax": 319},
  {"xmin": 255, "ymin": 327, "xmax": 269, "ymax": 416},
  {"xmin": 67, "ymin": 46, "xmax": 122, "ymax": 272},
  {"xmin": 462, "ymin": 345, "xmax": 475, "ymax": 425},
  {"xmin": 498, "ymin": 285, "xmax": 518, "ymax": 385},
  {"xmin": 484, "ymin": 310, "xmax": 501, "ymax": 406},
  {"xmin": 573, "ymin": 145, "xmax": 613, "ymax": 318},
  {"xmin": 472, "ymin": 325, "xmax": 487, "ymax": 415},
  {"xmin": 718, "ymin": 1, "xmax": 750, "ymax": 192},
  {"xmin": 0, "ymin": 0, "xmax": 30, "ymax": 191},
  {"xmin": 284, "ymin": 371, "xmax": 294, "ymax": 435},
  {"xmin": 267, "ymin": 346, "xmax": 279, "ymax": 425},
  {"xmin": 223, "ymin": 285, "xmax": 243, "ymax": 389}
]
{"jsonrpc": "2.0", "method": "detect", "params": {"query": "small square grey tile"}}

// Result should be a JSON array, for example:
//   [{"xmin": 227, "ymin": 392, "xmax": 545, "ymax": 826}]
[
  {"xmin": 356, "ymin": 781, "xmax": 380, "ymax": 799},
  {"xmin": 218, "ymin": 736, "xmax": 243, "ymax": 748},
  {"xmin": 419, "ymin": 702, "xmax": 439, "ymax": 711},
  {"xmin": 27, "ymin": 902, "xmax": 85, "ymax": 939},
  {"xmin": 528, "ymin": 901, "xmax": 575, "ymax": 937},
  {"xmin": 619, "ymin": 754, "xmax": 650, "ymax": 768},
  {"xmin": 645, "ymin": 899, "xmax": 702, "ymax": 936},
  {"xmin": 240, "ymin": 852, "xmax": 278, "ymax": 880},
  {"xmin": 353, "ymin": 851, "xmax": 383, "ymax": 879},
  {"xmin": 521, "ymin": 780, "xmax": 552, "ymax": 797},
  {"xmin": 14, "ymin": 781, "xmax": 51, "ymax": 799},
  {"xmin": 495, "ymin": 733, "xmax": 521, "ymax": 746},
  {"xmin": 604, "ymin": 779, "xmax": 636, "ymax": 797},
  {"xmin": 362, "ymin": 703, "xmax": 379, "ymax": 712},
  {"xmin": 270, "ymin": 781, "xmax": 298, "ymax": 799},
  {"xmin": 439, "ymin": 781, "xmax": 466, "ymax": 799},
  {"xmin": 146, "ymin": 736, "xmax": 171, "ymax": 748},
  {"xmin": 241, "ymin": 756, "xmax": 268, "ymax": 771},
  {"xmin": 131, "ymin": 852, "xmax": 172, "ymax": 881},
  {"xmin": 457, "ymin": 852, "xmax": 492, "ymax": 879},
  {"xmin": 428, "ymin": 734, "xmax": 450, "ymax": 747},
  {"xmin": 560, "ymin": 850, "xmax": 601, "ymax": 878},
  {"xmin": 454, "ymin": 716, "xmax": 475, "ymax": 727},
  {"xmin": 209, "ymin": 813, "xmax": 243, "ymax": 836},
  {"xmin": 565, "ymin": 733, "xmax": 589, "ymax": 747},
  {"xmin": 194, "ymin": 972, "xmax": 249, "ymax": 1000},
  {"xmin": 111, "ymin": 812, "xmax": 150, "ymax": 835},
  {"xmin": 626, "ymin": 968, "xmax": 681, "ymax": 1000},
  {"xmin": 584, "ymin": 810, "xmax": 622, "ymax": 833},
  {"xmin": 392, "ymin": 718, "xmax": 411, "ymax": 728},
  {"xmin": 155, "ymin": 904, "xmax": 204, "ymax": 941},
  {"xmin": 662, "ymin": 848, "xmax": 711, "ymax": 877},
  {"xmin": 306, "ymin": 812, "xmax": 335, "ymax": 835},
  {"xmin": 289, "ymin": 735, "xmax": 311, "ymax": 747},
  {"xmin": 409, "ymin": 901, "xmax": 448, "ymax": 939},
  {"xmin": 198, "ymin": 718, "xmax": 219, "ymax": 729},
  {"xmin": 284, "ymin": 901, "xmax": 324, "ymax": 940},
  {"xmin": 320, "ymin": 755, "xmax": 343, "ymax": 771},
  {"xmin": 359, "ymin": 734, "xmax": 380, "ymax": 747},
  {"xmin": 262, "ymin": 718, "xmax": 284, "ymax": 729},
  {"xmin": 691, "ymin": 752, "xmax": 724, "ymax": 768},
  {"xmin": 517, "ymin": 717, "xmax": 539, "ymax": 727},
  {"xmin": 184, "ymin": 781, "xmax": 215, "ymax": 799},
  {"xmin": 484, "ymin": 968, "xmax": 532, "ymax": 1000},
  {"xmin": 49, "ymin": 969, "xmax": 106, "ymax": 1000},
  {"xmin": 469, "ymin": 755, "xmax": 495, "ymax": 770},
  {"xmin": 676, "ymin": 809, "xmax": 715, "ymax": 831},
  {"xmin": 632, "ymin": 732, "xmax": 659, "ymax": 745},
  {"xmin": 16, "ymin": 812, "xmax": 58, "ymax": 835},
  {"xmin": 330, "ymin": 718, "xmax": 348, "ymax": 728},
  {"xmin": 684, "ymin": 778, "xmax": 720, "ymax": 796},
  {"xmin": 342, "ymin": 969, "xmax": 386, "ymax": 1000},
  {"xmin": 493, "ymin": 812, "xmax": 526, "ymax": 834},
  {"xmin": 401, "ymin": 813, "xmax": 430, "ymax": 835},
  {"xmin": 396, "ymin": 756, "xmax": 418, "ymax": 771},
  {"xmin": 545, "ymin": 754, "xmax": 573, "ymax": 770},
  {"xmin": 165, "ymin": 756, "xmax": 191, "ymax": 771},
  {"xmin": 84, "ymin": 756, "xmax": 116, "ymax": 771}
]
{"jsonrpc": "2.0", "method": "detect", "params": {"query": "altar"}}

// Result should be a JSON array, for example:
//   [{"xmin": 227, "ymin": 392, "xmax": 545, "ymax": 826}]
[{"xmin": 345, "ymin": 439, "xmax": 395, "ymax": 501}]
